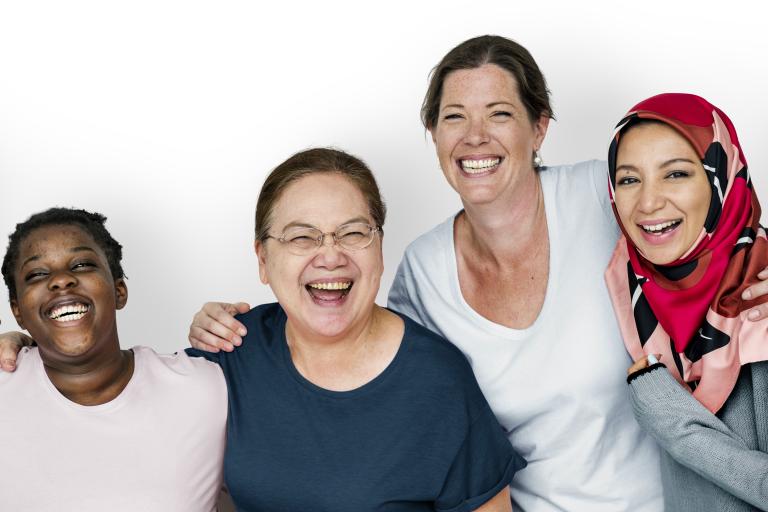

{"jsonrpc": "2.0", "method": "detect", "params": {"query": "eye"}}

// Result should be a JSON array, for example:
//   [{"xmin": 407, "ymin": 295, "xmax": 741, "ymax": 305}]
[
  {"xmin": 442, "ymin": 113, "xmax": 464, "ymax": 121},
  {"xmin": 24, "ymin": 270, "xmax": 49, "ymax": 283},
  {"xmin": 616, "ymin": 176, "xmax": 639, "ymax": 186},
  {"xmin": 72, "ymin": 261, "xmax": 97, "ymax": 271},
  {"xmin": 666, "ymin": 170, "xmax": 691, "ymax": 179},
  {"xmin": 284, "ymin": 229, "xmax": 321, "ymax": 249},
  {"xmin": 491, "ymin": 111, "xmax": 512, "ymax": 119}
]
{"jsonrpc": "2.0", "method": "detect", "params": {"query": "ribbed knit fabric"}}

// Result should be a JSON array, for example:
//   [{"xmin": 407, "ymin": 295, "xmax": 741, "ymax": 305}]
[{"xmin": 628, "ymin": 362, "xmax": 768, "ymax": 511}]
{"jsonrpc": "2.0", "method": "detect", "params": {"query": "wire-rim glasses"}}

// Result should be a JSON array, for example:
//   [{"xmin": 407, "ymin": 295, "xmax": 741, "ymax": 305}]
[{"xmin": 264, "ymin": 222, "xmax": 380, "ymax": 256}]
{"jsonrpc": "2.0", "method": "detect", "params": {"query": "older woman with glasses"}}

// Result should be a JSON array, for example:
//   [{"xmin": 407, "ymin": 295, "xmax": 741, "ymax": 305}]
[
  {"xmin": 188, "ymin": 147, "xmax": 525, "ymax": 511},
  {"xmin": 0, "ymin": 147, "xmax": 524, "ymax": 511}
]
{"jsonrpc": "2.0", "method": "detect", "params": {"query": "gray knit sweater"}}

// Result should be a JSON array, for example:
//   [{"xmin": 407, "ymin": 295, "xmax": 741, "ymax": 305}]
[{"xmin": 628, "ymin": 361, "xmax": 768, "ymax": 511}]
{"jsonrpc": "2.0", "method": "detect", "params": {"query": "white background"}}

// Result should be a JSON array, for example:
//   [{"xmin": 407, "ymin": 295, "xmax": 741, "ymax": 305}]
[{"xmin": 1, "ymin": 0, "xmax": 766, "ymax": 353}]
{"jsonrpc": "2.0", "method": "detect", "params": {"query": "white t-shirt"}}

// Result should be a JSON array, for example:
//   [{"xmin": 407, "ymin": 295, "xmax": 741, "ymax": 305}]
[
  {"xmin": 0, "ymin": 345, "xmax": 227, "ymax": 511},
  {"xmin": 388, "ymin": 160, "xmax": 663, "ymax": 512}
]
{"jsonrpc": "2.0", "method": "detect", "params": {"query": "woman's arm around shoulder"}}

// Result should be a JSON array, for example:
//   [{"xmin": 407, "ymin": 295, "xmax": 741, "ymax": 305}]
[{"xmin": 628, "ymin": 362, "xmax": 768, "ymax": 508}]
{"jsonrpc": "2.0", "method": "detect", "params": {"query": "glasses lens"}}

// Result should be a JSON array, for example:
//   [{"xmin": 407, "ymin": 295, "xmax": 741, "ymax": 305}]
[
  {"xmin": 336, "ymin": 223, "xmax": 375, "ymax": 250},
  {"xmin": 283, "ymin": 227, "xmax": 321, "ymax": 254}
]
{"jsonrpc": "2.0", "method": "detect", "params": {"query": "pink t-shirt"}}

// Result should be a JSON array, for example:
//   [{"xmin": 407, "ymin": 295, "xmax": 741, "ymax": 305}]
[{"xmin": 0, "ymin": 346, "xmax": 227, "ymax": 511}]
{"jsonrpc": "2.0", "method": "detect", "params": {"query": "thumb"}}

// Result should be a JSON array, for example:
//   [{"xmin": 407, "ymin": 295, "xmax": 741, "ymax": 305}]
[{"xmin": 231, "ymin": 302, "xmax": 251, "ymax": 314}]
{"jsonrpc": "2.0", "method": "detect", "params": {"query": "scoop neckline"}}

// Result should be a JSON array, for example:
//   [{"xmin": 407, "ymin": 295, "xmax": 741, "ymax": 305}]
[
  {"xmin": 278, "ymin": 309, "xmax": 412, "ymax": 399},
  {"xmin": 445, "ymin": 172, "xmax": 560, "ymax": 339},
  {"xmin": 29, "ymin": 345, "xmax": 143, "ymax": 413}
]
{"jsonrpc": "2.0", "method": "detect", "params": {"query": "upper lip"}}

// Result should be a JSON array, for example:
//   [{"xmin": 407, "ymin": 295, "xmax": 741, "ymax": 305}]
[{"xmin": 42, "ymin": 294, "xmax": 93, "ymax": 317}]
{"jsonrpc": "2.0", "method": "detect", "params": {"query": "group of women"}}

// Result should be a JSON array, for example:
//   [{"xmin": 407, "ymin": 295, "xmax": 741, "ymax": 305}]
[{"xmin": 2, "ymin": 34, "xmax": 768, "ymax": 511}]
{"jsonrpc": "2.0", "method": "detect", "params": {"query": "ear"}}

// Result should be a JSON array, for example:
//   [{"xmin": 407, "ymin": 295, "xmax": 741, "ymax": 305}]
[
  {"xmin": 255, "ymin": 239, "xmax": 269, "ymax": 285},
  {"xmin": 10, "ymin": 300, "xmax": 25, "ymax": 330},
  {"xmin": 114, "ymin": 278, "xmax": 128, "ymax": 310},
  {"xmin": 429, "ymin": 125, "xmax": 437, "ymax": 145},
  {"xmin": 532, "ymin": 114, "xmax": 550, "ymax": 151}
]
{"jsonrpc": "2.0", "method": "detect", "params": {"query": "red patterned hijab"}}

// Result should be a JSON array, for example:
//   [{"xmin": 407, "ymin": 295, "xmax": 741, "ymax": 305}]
[{"xmin": 605, "ymin": 93, "xmax": 768, "ymax": 412}]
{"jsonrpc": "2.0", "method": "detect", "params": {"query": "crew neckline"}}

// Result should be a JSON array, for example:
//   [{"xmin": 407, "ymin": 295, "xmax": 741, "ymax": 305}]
[
  {"xmin": 278, "ymin": 309, "xmax": 412, "ymax": 399},
  {"xmin": 28, "ymin": 345, "xmax": 144, "ymax": 413}
]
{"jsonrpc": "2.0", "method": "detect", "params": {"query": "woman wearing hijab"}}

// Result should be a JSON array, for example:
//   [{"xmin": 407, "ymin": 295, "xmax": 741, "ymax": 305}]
[{"xmin": 606, "ymin": 93, "xmax": 768, "ymax": 511}]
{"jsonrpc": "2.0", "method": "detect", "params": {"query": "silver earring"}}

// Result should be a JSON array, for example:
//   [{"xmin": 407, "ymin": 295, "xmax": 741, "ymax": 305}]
[{"xmin": 533, "ymin": 150, "xmax": 543, "ymax": 169}]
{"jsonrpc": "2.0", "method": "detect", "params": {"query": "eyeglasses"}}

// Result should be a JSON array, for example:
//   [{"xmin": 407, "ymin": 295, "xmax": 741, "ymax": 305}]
[{"xmin": 264, "ymin": 222, "xmax": 380, "ymax": 256}]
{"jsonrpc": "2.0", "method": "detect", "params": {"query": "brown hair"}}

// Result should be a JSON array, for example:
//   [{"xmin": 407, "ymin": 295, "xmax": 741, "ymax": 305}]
[
  {"xmin": 255, "ymin": 147, "xmax": 387, "ymax": 241},
  {"xmin": 421, "ymin": 35, "xmax": 554, "ymax": 129}
]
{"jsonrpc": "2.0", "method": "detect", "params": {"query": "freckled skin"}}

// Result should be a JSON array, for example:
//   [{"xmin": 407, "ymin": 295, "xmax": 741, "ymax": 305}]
[{"xmin": 430, "ymin": 63, "xmax": 549, "ymax": 208}]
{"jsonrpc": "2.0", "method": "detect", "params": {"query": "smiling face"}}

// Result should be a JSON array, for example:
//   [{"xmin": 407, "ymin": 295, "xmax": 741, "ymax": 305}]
[
  {"xmin": 614, "ymin": 122, "xmax": 712, "ymax": 264},
  {"xmin": 430, "ymin": 63, "xmax": 549, "ymax": 206},
  {"xmin": 255, "ymin": 172, "xmax": 383, "ymax": 341},
  {"xmin": 10, "ymin": 224, "xmax": 127, "ymax": 363}
]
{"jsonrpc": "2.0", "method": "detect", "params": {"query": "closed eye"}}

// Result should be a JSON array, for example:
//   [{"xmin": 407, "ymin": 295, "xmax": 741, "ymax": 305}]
[
  {"xmin": 491, "ymin": 111, "xmax": 512, "ymax": 119},
  {"xmin": 442, "ymin": 113, "xmax": 464, "ymax": 121},
  {"xmin": 72, "ymin": 261, "xmax": 97, "ymax": 271},
  {"xmin": 24, "ymin": 270, "xmax": 49, "ymax": 282}
]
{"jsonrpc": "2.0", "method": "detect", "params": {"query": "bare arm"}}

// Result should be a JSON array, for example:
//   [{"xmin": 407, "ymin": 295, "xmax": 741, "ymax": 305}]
[{"xmin": 474, "ymin": 487, "xmax": 512, "ymax": 512}]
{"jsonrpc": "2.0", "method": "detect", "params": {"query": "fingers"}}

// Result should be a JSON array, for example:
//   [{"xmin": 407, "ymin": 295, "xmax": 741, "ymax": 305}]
[
  {"xmin": 188, "ymin": 302, "xmax": 249, "ymax": 352},
  {"xmin": 189, "ymin": 326, "xmax": 231, "ymax": 353},
  {"xmin": 231, "ymin": 302, "xmax": 252, "ymax": 315},
  {"xmin": 0, "ymin": 338, "xmax": 21, "ymax": 372},
  {"xmin": 627, "ymin": 354, "xmax": 662, "ymax": 376},
  {"xmin": 202, "ymin": 302, "xmax": 248, "ymax": 341}
]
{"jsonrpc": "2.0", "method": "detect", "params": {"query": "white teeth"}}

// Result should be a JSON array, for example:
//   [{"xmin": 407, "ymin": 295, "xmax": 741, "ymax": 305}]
[
  {"xmin": 460, "ymin": 158, "xmax": 500, "ymax": 174},
  {"xmin": 641, "ymin": 220, "xmax": 681, "ymax": 233},
  {"xmin": 308, "ymin": 282, "xmax": 351, "ymax": 291},
  {"xmin": 48, "ymin": 303, "xmax": 89, "ymax": 321}
]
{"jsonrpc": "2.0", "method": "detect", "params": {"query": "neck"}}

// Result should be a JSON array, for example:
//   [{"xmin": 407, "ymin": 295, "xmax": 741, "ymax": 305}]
[
  {"xmin": 42, "ymin": 336, "xmax": 134, "ymax": 406},
  {"xmin": 459, "ymin": 171, "xmax": 547, "ymax": 263},
  {"xmin": 285, "ymin": 305, "xmax": 384, "ymax": 381}
]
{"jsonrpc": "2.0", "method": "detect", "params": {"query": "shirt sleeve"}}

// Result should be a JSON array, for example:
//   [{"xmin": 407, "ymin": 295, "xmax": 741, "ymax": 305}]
[
  {"xmin": 185, "ymin": 347, "xmax": 222, "ymax": 365},
  {"xmin": 435, "ymin": 404, "xmax": 527, "ymax": 512},
  {"xmin": 387, "ymin": 252, "xmax": 427, "ymax": 324},
  {"xmin": 628, "ymin": 364, "xmax": 768, "ymax": 508}
]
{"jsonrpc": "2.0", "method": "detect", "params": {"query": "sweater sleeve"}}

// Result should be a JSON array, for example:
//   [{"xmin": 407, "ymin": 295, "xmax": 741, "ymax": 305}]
[{"xmin": 628, "ymin": 365, "xmax": 768, "ymax": 508}]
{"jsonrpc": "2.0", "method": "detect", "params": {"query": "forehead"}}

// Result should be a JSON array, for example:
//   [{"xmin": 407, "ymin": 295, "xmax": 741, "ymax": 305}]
[
  {"xmin": 19, "ymin": 224, "xmax": 102, "ymax": 262},
  {"xmin": 441, "ymin": 64, "xmax": 521, "ymax": 104},
  {"xmin": 271, "ymin": 173, "xmax": 371, "ymax": 228},
  {"xmin": 618, "ymin": 122, "xmax": 699, "ymax": 160}
]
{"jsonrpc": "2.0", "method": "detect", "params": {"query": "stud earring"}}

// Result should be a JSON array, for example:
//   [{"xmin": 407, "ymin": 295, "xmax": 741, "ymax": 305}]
[{"xmin": 533, "ymin": 150, "xmax": 543, "ymax": 169}]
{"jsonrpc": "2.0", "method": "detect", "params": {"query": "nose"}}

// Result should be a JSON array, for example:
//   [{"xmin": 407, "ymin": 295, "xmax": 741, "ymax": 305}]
[
  {"xmin": 312, "ymin": 235, "xmax": 347, "ymax": 270},
  {"xmin": 463, "ymin": 117, "xmax": 490, "ymax": 146},
  {"xmin": 637, "ymin": 180, "xmax": 666, "ymax": 214},
  {"xmin": 48, "ymin": 270, "xmax": 78, "ymax": 291}
]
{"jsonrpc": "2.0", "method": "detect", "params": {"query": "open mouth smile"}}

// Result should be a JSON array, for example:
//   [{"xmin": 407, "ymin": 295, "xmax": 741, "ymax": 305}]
[
  {"xmin": 458, "ymin": 157, "xmax": 502, "ymax": 176},
  {"xmin": 46, "ymin": 301, "xmax": 92, "ymax": 323},
  {"xmin": 305, "ymin": 280, "xmax": 353, "ymax": 305},
  {"xmin": 639, "ymin": 219, "xmax": 681, "ymax": 235}
]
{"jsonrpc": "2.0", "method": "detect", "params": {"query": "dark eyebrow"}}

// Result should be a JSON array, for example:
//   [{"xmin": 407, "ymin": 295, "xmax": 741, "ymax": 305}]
[
  {"xmin": 661, "ymin": 158, "xmax": 697, "ymax": 167},
  {"xmin": 615, "ymin": 164, "xmax": 637, "ymax": 174},
  {"xmin": 20, "ymin": 246, "xmax": 97, "ymax": 269}
]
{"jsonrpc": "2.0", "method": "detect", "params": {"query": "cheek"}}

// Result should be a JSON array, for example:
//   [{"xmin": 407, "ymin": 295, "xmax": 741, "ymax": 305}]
[{"xmin": 613, "ymin": 193, "xmax": 635, "ymax": 227}]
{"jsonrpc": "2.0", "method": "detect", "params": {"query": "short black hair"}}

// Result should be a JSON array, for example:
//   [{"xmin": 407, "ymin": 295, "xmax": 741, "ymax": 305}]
[{"xmin": 1, "ymin": 207, "xmax": 125, "ymax": 301}]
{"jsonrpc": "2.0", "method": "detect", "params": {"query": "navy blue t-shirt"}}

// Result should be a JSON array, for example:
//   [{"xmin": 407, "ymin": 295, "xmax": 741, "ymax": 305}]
[{"xmin": 187, "ymin": 303, "xmax": 525, "ymax": 511}]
